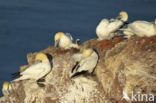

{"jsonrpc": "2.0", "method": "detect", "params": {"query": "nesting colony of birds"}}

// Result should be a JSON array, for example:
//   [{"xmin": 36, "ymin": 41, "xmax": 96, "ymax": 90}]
[{"xmin": 1, "ymin": 11, "xmax": 156, "ymax": 103}]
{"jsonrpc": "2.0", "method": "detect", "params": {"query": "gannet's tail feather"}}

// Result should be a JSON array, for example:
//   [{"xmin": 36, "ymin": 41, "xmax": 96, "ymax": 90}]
[
  {"xmin": 71, "ymin": 62, "xmax": 79, "ymax": 73},
  {"xmin": 12, "ymin": 75, "xmax": 30, "ymax": 82},
  {"xmin": 71, "ymin": 71, "xmax": 88, "ymax": 78},
  {"xmin": 12, "ymin": 72, "xmax": 21, "ymax": 78}
]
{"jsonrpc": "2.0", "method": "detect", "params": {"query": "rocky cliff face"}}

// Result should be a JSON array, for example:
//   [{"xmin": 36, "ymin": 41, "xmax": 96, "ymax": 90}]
[{"xmin": 0, "ymin": 36, "xmax": 156, "ymax": 103}]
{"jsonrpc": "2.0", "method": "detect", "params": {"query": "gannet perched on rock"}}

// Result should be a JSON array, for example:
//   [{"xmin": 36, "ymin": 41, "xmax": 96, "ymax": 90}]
[
  {"xmin": 54, "ymin": 32, "xmax": 79, "ymax": 49},
  {"xmin": 70, "ymin": 48, "xmax": 99, "ymax": 78},
  {"xmin": 121, "ymin": 19, "xmax": 156, "ymax": 38},
  {"xmin": 2, "ymin": 81, "xmax": 12, "ymax": 96},
  {"xmin": 12, "ymin": 53, "xmax": 52, "ymax": 86},
  {"xmin": 96, "ymin": 11, "xmax": 128, "ymax": 40}
]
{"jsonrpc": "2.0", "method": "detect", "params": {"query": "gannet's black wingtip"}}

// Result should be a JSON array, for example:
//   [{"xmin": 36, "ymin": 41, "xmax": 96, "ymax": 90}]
[
  {"xmin": 11, "ymin": 72, "xmax": 21, "ymax": 78},
  {"xmin": 71, "ymin": 62, "xmax": 79, "ymax": 73},
  {"xmin": 71, "ymin": 71, "xmax": 88, "ymax": 78}
]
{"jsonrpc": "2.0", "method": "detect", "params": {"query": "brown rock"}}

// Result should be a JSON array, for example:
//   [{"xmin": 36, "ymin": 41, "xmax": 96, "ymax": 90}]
[{"xmin": 0, "ymin": 36, "xmax": 156, "ymax": 103}]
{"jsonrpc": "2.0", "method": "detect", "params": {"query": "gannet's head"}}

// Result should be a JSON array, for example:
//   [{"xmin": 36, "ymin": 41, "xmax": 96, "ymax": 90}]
[
  {"xmin": 35, "ymin": 53, "xmax": 49, "ymax": 63},
  {"xmin": 117, "ymin": 11, "xmax": 128, "ymax": 22},
  {"xmin": 155, "ymin": 19, "xmax": 156, "ymax": 24},
  {"xmin": 82, "ymin": 48, "xmax": 93, "ymax": 58},
  {"xmin": 2, "ymin": 81, "xmax": 9, "ymax": 92},
  {"xmin": 54, "ymin": 32, "xmax": 65, "ymax": 47}
]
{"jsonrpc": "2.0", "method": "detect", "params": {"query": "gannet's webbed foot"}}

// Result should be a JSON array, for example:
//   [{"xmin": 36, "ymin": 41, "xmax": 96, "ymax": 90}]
[
  {"xmin": 37, "ymin": 78, "xmax": 46, "ymax": 87},
  {"xmin": 37, "ymin": 82, "xmax": 45, "ymax": 87},
  {"xmin": 37, "ymin": 78, "xmax": 45, "ymax": 82}
]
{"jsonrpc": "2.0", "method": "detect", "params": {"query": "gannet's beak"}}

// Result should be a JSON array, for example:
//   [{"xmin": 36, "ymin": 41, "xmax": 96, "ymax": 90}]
[{"xmin": 54, "ymin": 40, "xmax": 60, "ymax": 47}]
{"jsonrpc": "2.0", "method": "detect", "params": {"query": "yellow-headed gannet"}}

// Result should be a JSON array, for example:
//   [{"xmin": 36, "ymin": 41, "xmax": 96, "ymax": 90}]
[
  {"xmin": 12, "ymin": 53, "xmax": 52, "ymax": 86},
  {"xmin": 2, "ymin": 81, "xmax": 11, "ymax": 96},
  {"xmin": 70, "ymin": 48, "xmax": 99, "ymax": 78},
  {"xmin": 54, "ymin": 32, "xmax": 79, "ymax": 49},
  {"xmin": 122, "ymin": 19, "xmax": 156, "ymax": 38},
  {"xmin": 96, "ymin": 11, "xmax": 128, "ymax": 40}
]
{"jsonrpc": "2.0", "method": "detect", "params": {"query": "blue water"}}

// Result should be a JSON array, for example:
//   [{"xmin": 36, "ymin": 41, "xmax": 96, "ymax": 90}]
[{"xmin": 0, "ymin": 0, "xmax": 156, "ymax": 96}]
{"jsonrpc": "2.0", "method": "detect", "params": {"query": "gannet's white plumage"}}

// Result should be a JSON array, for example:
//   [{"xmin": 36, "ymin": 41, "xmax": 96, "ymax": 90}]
[
  {"xmin": 96, "ymin": 11, "xmax": 128, "ymax": 40},
  {"xmin": 54, "ymin": 32, "xmax": 79, "ymax": 49},
  {"xmin": 71, "ymin": 48, "xmax": 99, "ymax": 78},
  {"xmin": 13, "ymin": 53, "xmax": 52, "ymax": 82},
  {"xmin": 2, "ymin": 81, "xmax": 11, "ymax": 96},
  {"xmin": 122, "ymin": 19, "xmax": 156, "ymax": 38}
]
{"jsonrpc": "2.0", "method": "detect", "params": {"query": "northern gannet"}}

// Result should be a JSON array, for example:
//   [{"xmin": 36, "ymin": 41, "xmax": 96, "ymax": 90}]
[
  {"xmin": 54, "ymin": 32, "xmax": 79, "ymax": 49},
  {"xmin": 12, "ymin": 53, "xmax": 52, "ymax": 86},
  {"xmin": 70, "ymin": 48, "xmax": 99, "ymax": 78},
  {"xmin": 96, "ymin": 11, "xmax": 128, "ymax": 40},
  {"xmin": 2, "ymin": 81, "xmax": 11, "ymax": 96},
  {"xmin": 122, "ymin": 19, "xmax": 156, "ymax": 38}
]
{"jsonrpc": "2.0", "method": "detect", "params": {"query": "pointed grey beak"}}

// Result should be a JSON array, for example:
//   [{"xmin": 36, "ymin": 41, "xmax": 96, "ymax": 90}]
[{"xmin": 54, "ymin": 40, "xmax": 60, "ymax": 47}]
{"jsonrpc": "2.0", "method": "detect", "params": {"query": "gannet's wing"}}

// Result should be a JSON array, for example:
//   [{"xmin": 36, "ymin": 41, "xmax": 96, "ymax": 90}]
[
  {"xmin": 20, "ymin": 63, "xmax": 47, "ymax": 76},
  {"xmin": 128, "ymin": 21, "xmax": 153, "ymax": 33},
  {"xmin": 70, "ymin": 53, "xmax": 82, "ymax": 62},
  {"xmin": 78, "ymin": 52, "xmax": 98, "ymax": 73},
  {"xmin": 99, "ymin": 19, "xmax": 109, "ymax": 27},
  {"xmin": 12, "ymin": 72, "xmax": 21, "ymax": 78},
  {"xmin": 65, "ymin": 33, "xmax": 73, "ymax": 41},
  {"xmin": 71, "ymin": 62, "xmax": 80, "ymax": 73},
  {"xmin": 107, "ymin": 20, "xmax": 123, "ymax": 32},
  {"xmin": 71, "ymin": 71, "xmax": 88, "ymax": 78}
]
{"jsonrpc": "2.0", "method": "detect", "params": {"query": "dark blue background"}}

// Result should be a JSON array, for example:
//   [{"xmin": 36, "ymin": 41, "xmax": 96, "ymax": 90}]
[{"xmin": 0, "ymin": 0, "xmax": 156, "ymax": 96}]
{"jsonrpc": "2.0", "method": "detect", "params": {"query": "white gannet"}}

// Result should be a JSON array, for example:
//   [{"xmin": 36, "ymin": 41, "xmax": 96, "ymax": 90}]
[
  {"xmin": 96, "ymin": 11, "xmax": 128, "ymax": 40},
  {"xmin": 54, "ymin": 32, "xmax": 79, "ymax": 49},
  {"xmin": 12, "ymin": 53, "xmax": 52, "ymax": 86},
  {"xmin": 122, "ymin": 19, "xmax": 156, "ymax": 38},
  {"xmin": 70, "ymin": 48, "xmax": 99, "ymax": 78},
  {"xmin": 2, "ymin": 81, "xmax": 12, "ymax": 96}
]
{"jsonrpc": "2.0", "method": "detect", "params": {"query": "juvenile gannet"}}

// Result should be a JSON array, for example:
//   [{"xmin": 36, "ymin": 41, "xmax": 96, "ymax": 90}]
[
  {"xmin": 12, "ymin": 53, "xmax": 52, "ymax": 86},
  {"xmin": 70, "ymin": 48, "xmax": 99, "ymax": 78},
  {"xmin": 2, "ymin": 81, "xmax": 11, "ymax": 96},
  {"xmin": 96, "ymin": 11, "xmax": 128, "ymax": 40},
  {"xmin": 54, "ymin": 32, "xmax": 79, "ymax": 49},
  {"xmin": 122, "ymin": 19, "xmax": 156, "ymax": 38}
]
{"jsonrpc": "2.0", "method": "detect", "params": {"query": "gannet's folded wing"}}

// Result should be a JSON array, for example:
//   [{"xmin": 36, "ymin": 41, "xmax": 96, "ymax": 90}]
[
  {"xmin": 107, "ymin": 20, "xmax": 123, "ymax": 32},
  {"xmin": 78, "ymin": 53, "xmax": 98, "ymax": 73},
  {"xmin": 128, "ymin": 21, "xmax": 153, "ymax": 34},
  {"xmin": 21, "ymin": 63, "xmax": 47, "ymax": 75},
  {"xmin": 65, "ymin": 33, "xmax": 73, "ymax": 41},
  {"xmin": 70, "ymin": 53, "xmax": 82, "ymax": 62}
]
